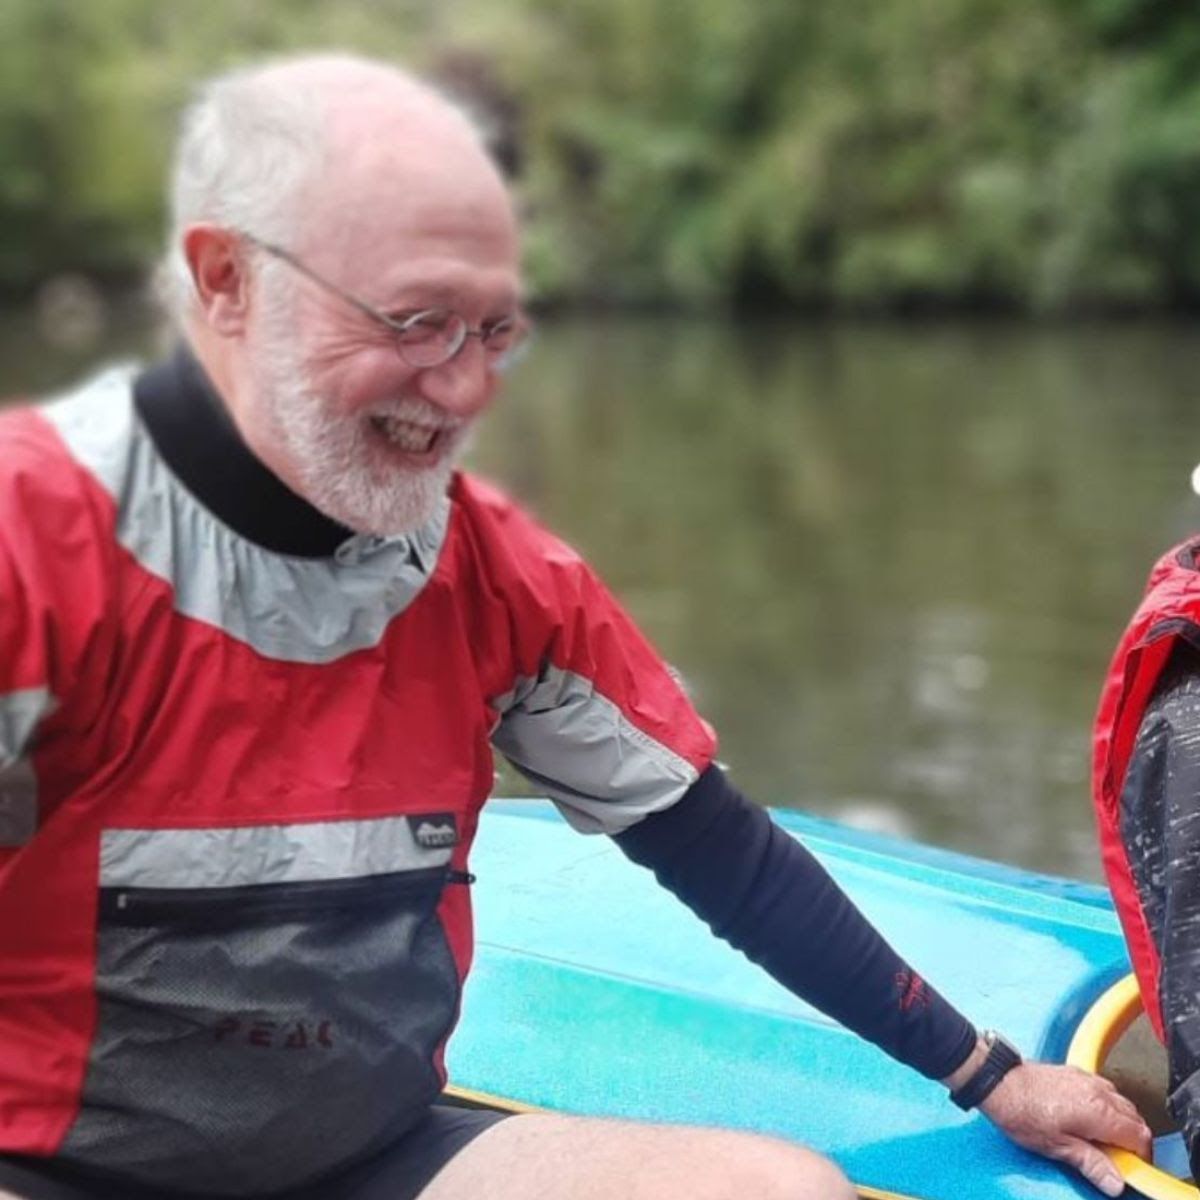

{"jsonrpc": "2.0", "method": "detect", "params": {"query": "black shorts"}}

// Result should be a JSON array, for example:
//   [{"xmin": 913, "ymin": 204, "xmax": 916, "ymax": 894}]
[{"xmin": 0, "ymin": 1105, "xmax": 507, "ymax": 1200}]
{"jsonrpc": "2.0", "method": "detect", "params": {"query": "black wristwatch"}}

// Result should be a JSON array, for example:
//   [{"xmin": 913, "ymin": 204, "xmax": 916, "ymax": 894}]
[{"xmin": 949, "ymin": 1030, "xmax": 1023, "ymax": 1111}]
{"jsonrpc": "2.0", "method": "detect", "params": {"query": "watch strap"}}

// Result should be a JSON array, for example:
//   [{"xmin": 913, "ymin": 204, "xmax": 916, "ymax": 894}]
[{"xmin": 950, "ymin": 1031, "xmax": 1022, "ymax": 1111}]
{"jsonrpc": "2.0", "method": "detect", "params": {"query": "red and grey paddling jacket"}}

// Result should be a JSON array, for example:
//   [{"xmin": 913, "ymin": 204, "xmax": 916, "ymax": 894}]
[{"xmin": 0, "ymin": 357, "xmax": 716, "ymax": 1194}]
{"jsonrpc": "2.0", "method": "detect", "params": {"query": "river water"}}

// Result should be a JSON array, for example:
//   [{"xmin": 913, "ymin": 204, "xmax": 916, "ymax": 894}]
[{"xmin": 5, "ymin": 303, "xmax": 1200, "ymax": 880}]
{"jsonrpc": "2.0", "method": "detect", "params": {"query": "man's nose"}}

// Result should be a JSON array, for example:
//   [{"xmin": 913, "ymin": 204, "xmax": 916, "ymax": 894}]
[{"xmin": 413, "ymin": 341, "xmax": 495, "ymax": 417}]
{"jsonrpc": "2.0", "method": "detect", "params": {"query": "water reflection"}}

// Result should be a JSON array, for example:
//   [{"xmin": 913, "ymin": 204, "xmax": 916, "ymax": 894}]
[
  {"xmin": 473, "ymin": 317, "xmax": 1200, "ymax": 879},
  {"xmin": 5, "ymin": 309, "xmax": 1200, "ymax": 878}
]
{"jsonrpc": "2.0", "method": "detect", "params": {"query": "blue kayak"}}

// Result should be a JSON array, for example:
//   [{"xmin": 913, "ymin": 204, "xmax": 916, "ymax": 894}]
[{"xmin": 446, "ymin": 799, "xmax": 1174, "ymax": 1200}]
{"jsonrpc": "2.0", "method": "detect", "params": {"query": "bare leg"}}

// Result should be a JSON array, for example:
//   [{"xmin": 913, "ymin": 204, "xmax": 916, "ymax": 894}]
[{"xmin": 417, "ymin": 1113, "xmax": 855, "ymax": 1200}]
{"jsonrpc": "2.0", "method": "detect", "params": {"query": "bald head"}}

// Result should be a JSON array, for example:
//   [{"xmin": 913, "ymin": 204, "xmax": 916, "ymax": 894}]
[
  {"xmin": 289, "ymin": 58, "xmax": 516, "ymax": 272},
  {"xmin": 163, "ymin": 53, "xmax": 515, "ymax": 328}
]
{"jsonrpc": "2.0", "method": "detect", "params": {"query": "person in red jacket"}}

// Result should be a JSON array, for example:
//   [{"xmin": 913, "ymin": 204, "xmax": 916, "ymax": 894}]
[
  {"xmin": 1093, "ymin": 538, "xmax": 1200, "ymax": 1182},
  {"xmin": 0, "ymin": 52, "xmax": 1148, "ymax": 1200}
]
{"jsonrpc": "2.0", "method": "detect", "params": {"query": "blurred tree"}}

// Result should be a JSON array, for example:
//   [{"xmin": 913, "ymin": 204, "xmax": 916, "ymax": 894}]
[{"xmin": 3, "ymin": 0, "xmax": 1200, "ymax": 312}]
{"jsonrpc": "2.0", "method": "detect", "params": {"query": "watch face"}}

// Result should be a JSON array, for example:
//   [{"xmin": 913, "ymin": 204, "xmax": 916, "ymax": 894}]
[
  {"xmin": 994, "ymin": 1033, "xmax": 1022, "ymax": 1060},
  {"xmin": 984, "ymin": 1030, "xmax": 1022, "ymax": 1059},
  {"xmin": 950, "ymin": 1031, "xmax": 1023, "ymax": 1110}
]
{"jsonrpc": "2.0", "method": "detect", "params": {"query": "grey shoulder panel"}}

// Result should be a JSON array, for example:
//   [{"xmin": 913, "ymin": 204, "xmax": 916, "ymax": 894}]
[
  {"xmin": 43, "ymin": 371, "xmax": 449, "ymax": 664},
  {"xmin": 491, "ymin": 665, "xmax": 699, "ymax": 835}
]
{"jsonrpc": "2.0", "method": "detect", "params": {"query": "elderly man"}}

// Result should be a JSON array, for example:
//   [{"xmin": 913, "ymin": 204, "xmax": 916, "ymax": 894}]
[{"xmin": 0, "ymin": 54, "xmax": 1149, "ymax": 1200}]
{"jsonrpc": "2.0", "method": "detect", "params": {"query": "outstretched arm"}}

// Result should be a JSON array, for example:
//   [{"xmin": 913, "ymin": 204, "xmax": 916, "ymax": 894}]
[{"xmin": 616, "ymin": 766, "xmax": 1150, "ymax": 1195}]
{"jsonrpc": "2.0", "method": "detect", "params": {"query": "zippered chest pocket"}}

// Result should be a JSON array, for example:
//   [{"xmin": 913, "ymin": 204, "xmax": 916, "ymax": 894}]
[{"xmin": 60, "ymin": 818, "xmax": 466, "ymax": 1197}]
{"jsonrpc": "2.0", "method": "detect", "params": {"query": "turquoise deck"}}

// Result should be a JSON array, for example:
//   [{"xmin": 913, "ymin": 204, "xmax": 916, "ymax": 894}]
[{"xmin": 448, "ymin": 800, "xmax": 1136, "ymax": 1200}]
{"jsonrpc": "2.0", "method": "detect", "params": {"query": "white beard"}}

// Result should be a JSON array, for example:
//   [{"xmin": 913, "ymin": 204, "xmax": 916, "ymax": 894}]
[{"xmin": 252, "ymin": 319, "xmax": 463, "ymax": 537}]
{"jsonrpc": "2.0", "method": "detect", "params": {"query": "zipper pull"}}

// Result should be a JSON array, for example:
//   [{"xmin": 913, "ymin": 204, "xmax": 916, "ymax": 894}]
[{"xmin": 447, "ymin": 869, "xmax": 476, "ymax": 886}]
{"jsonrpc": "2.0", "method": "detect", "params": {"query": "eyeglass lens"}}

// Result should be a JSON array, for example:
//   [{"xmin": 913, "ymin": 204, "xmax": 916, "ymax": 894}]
[{"xmin": 395, "ymin": 310, "xmax": 521, "ymax": 368}]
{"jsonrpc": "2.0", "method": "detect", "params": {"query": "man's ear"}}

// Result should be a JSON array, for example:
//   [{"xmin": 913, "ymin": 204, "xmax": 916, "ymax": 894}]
[{"xmin": 182, "ymin": 225, "xmax": 252, "ymax": 336}]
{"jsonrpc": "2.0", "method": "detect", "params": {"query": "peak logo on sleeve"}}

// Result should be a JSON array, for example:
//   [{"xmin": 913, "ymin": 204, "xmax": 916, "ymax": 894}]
[{"xmin": 406, "ymin": 813, "xmax": 458, "ymax": 850}]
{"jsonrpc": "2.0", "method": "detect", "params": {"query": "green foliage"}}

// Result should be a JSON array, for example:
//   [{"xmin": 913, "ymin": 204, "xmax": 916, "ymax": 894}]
[{"xmin": 3, "ymin": 0, "xmax": 1200, "ymax": 310}]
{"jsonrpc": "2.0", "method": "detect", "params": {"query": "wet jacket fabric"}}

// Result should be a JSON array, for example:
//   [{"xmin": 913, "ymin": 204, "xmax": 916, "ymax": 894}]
[
  {"xmin": 0, "ymin": 359, "xmax": 714, "ymax": 1194},
  {"xmin": 1093, "ymin": 538, "xmax": 1200, "ymax": 1167}
]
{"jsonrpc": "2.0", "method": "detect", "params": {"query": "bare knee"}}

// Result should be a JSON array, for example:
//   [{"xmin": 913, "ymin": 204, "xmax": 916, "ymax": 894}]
[
  {"xmin": 765, "ymin": 1145, "xmax": 854, "ymax": 1200},
  {"xmin": 417, "ymin": 1113, "xmax": 853, "ymax": 1200},
  {"xmin": 704, "ymin": 1131, "xmax": 854, "ymax": 1200}
]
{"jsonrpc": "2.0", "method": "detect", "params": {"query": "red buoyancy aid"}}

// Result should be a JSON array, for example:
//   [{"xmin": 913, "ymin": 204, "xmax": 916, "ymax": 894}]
[
  {"xmin": 1093, "ymin": 537, "xmax": 1200, "ymax": 1041},
  {"xmin": 0, "ymin": 372, "xmax": 716, "ymax": 1192}
]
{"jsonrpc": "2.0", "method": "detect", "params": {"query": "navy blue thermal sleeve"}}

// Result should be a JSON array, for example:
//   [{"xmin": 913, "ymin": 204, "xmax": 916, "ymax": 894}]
[{"xmin": 614, "ymin": 765, "xmax": 978, "ymax": 1080}]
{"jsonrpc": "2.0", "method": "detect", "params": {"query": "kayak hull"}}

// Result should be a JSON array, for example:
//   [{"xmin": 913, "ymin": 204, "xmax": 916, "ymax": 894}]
[{"xmin": 448, "ymin": 800, "xmax": 1134, "ymax": 1200}]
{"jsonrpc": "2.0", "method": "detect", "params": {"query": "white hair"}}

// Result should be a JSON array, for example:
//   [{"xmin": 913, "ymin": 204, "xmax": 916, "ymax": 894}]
[
  {"xmin": 158, "ymin": 53, "xmax": 490, "ymax": 331},
  {"xmin": 159, "ymin": 61, "xmax": 329, "ymax": 327}
]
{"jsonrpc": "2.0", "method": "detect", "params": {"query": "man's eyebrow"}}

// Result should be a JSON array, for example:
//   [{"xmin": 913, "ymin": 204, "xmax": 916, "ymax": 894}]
[{"xmin": 377, "ymin": 275, "xmax": 521, "ymax": 313}]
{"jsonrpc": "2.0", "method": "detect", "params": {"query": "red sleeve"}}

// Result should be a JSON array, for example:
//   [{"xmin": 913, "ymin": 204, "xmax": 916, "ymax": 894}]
[
  {"xmin": 452, "ymin": 474, "xmax": 716, "ymax": 834},
  {"xmin": 0, "ymin": 410, "xmax": 118, "ymax": 845}
]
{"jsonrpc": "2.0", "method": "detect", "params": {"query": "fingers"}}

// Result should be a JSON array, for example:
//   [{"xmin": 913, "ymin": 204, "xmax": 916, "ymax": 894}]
[
  {"xmin": 1071, "ymin": 1097, "xmax": 1152, "ymax": 1157},
  {"xmin": 1042, "ymin": 1071, "xmax": 1151, "ymax": 1157},
  {"xmin": 1089, "ymin": 1078, "xmax": 1141, "ymax": 1122},
  {"xmin": 1053, "ymin": 1137, "xmax": 1125, "ymax": 1197},
  {"xmin": 1109, "ymin": 1112, "xmax": 1153, "ymax": 1158},
  {"xmin": 1106, "ymin": 1091, "xmax": 1141, "ymax": 1122}
]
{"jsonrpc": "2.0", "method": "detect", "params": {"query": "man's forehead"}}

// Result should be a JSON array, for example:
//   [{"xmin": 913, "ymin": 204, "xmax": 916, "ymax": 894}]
[
  {"xmin": 375, "ymin": 256, "xmax": 523, "ymax": 309},
  {"xmin": 299, "ymin": 191, "xmax": 521, "ymax": 303},
  {"xmin": 280, "ymin": 79, "xmax": 522, "ymax": 304},
  {"xmin": 326, "ymin": 88, "xmax": 506, "ymax": 196},
  {"xmin": 306, "ymin": 121, "xmax": 517, "ymax": 247}
]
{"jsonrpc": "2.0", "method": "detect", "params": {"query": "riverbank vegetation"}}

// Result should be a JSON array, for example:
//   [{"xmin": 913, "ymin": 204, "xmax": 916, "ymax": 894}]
[{"xmin": 3, "ymin": 0, "xmax": 1199, "ymax": 312}]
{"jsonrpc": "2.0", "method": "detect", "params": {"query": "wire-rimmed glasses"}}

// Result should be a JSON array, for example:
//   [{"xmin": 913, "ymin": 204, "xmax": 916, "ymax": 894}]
[{"xmin": 240, "ymin": 231, "xmax": 529, "ymax": 371}]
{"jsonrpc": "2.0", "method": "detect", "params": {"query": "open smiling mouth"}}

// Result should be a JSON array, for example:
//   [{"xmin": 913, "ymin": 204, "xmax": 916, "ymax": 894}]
[{"xmin": 369, "ymin": 414, "xmax": 449, "ymax": 455}]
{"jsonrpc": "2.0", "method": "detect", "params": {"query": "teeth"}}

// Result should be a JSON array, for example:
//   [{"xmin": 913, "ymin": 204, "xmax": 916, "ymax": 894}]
[{"xmin": 371, "ymin": 415, "xmax": 441, "ymax": 453}]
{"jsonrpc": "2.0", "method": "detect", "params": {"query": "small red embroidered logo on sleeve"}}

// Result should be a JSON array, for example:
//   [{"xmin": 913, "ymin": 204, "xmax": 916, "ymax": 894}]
[{"xmin": 894, "ymin": 969, "xmax": 929, "ymax": 1012}]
